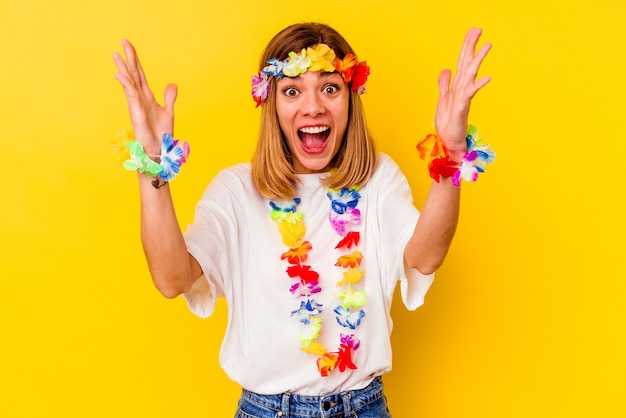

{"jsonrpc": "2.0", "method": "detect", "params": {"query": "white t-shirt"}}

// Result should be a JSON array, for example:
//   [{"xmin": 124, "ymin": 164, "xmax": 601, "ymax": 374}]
[{"xmin": 183, "ymin": 153, "xmax": 434, "ymax": 395}]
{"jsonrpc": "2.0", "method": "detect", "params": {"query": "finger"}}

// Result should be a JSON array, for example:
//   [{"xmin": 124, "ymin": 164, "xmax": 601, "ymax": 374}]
[
  {"xmin": 473, "ymin": 75, "xmax": 491, "ymax": 93},
  {"xmin": 454, "ymin": 37, "xmax": 491, "ymax": 97},
  {"xmin": 121, "ymin": 39, "xmax": 144, "ymax": 88},
  {"xmin": 456, "ymin": 28, "xmax": 480, "ymax": 77},
  {"xmin": 113, "ymin": 70, "xmax": 144, "ymax": 110},
  {"xmin": 134, "ymin": 57, "xmax": 158, "ymax": 105},
  {"xmin": 136, "ymin": 58, "xmax": 151, "ymax": 94},
  {"xmin": 452, "ymin": 28, "xmax": 474, "ymax": 92},
  {"xmin": 460, "ymin": 74, "xmax": 492, "ymax": 102},
  {"xmin": 113, "ymin": 71, "xmax": 132, "ymax": 91},
  {"xmin": 461, "ymin": 43, "xmax": 492, "ymax": 94},
  {"xmin": 468, "ymin": 42, "xmax": 492, "ymax": 73},
  {"xmin": 113, "ymin": 72, "xmax": 146, "ymax": 120},
  {"xmin": 438, "ymin": 69, "xmax": 451, "ymax": 99},
  {"xmin": 112, "ymin": 51, "xmax": 129, "ymax": 76},
  {"xmin": 163, "ymin": 83, "xmax": 178, "ymax": 114}
]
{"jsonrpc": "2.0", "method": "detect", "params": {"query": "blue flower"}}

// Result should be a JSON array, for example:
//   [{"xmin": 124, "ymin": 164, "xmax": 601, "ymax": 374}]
[
  {"xmin": 158, "ymin": 133, "xmax": 190, "ymax": 181},
  {"xmin": 270, "ymin": 198, "xmax": 301, "ymax": 213},
  {"xmin": 327, "ymin": 187, "xmax": 361, "ymax": 214},
  {"xmin": 465, "ymin": 126, "xmax": 496, "ymax": 172},
  {"xmin": 334, "ymin": 306, "xmax": 365, "ymax": 329},
  {"xmin": 262, "ymin": 58, "xmax": 286, "ymax": 78},
  {"xmin": 291, "ymin": 299, "xmax": 323, "ymax": 324}
]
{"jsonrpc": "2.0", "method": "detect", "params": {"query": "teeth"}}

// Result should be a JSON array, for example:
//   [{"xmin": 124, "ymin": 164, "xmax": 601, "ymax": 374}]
[{"xmin": 299, "ymin": 126, "xmax": 329, "ymax": 134}]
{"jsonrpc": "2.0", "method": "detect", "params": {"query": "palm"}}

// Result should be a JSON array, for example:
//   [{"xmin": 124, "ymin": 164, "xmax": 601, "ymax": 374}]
[
  {"xmin": 435, "ymin": 28, "xmax": 491, "ymax": 158},
  {"xmin": 113, "ymin": 40, "xmax": 177, "ymax": 156}
]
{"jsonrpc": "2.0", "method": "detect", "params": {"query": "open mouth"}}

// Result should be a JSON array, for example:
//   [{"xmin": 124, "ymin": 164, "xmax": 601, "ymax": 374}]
[{"xmin": 298, "ymin": 126, "xmax": 330, "ymax": 153}]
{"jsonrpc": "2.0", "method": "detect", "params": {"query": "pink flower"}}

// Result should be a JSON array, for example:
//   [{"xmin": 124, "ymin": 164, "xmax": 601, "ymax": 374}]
[{"xmin": 251, "ymin": 73, "xmax": 270, "ymax": 107}]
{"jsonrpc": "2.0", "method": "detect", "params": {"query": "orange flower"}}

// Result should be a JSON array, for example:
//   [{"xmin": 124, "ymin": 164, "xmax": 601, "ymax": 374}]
[
  {"xmin": 317, "ymin": 352, "xmax": 339, "ymax": 376},
  {"xmin": 335, "ymin": 251, "xmax": 363, "ymax": 268},
  {"xmin": 334, "ymin": 53, "xmax": 358, "ymax": 82},
  {"xmin": 281, "ymin": 241, "xmax": 312, "ymax": 264},
  {"xmin": 416, "ymin": 133, "xmax": 449, "ymax": 164}
]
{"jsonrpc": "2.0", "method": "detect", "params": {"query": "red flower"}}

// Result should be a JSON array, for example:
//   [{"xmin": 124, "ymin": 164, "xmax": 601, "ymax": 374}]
[
  {"xmin": 336, "ymin": 344, "xmax": 357, "ymax": 372},
  {"xmin": 428, "ymin": 156, "xmax": 459, "ymax": 182},
  {"xmin": 286, "ymin": 265, "xmax": 319, "ymax": 284},
  {"xmin": 335, "ymin": 231, "xmax": 360, "ymax": 249},
  {"xmin": 253, "ymin": 95, "xmax": 263, "ymax": 108},
  {"xmin": 350, "ymin": 61, "xmax": 370, "ymax": 93}
]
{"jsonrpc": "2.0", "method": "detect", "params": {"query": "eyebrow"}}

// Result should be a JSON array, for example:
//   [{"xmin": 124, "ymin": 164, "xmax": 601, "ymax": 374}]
[
  {"xmin": 278, "ymin": 71, "xmax": 341, "ymax": 82},
  {"xmin": 284, "ymin": 72, "xmax": 338, "ymax": 81}
]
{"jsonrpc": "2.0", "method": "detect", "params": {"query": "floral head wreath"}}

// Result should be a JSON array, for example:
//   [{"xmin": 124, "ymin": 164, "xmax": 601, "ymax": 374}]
[{"xmin": 251, "ymin": 43, "xmax": 370, "ymax": 107}]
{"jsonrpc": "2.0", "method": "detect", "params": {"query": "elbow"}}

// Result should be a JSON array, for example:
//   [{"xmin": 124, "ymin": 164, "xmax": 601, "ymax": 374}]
[
  {"xmin": 154, "ymin": 276, "xmax": 193, "ymax": 299},
  {"xmin": 158, "ymin": 287, "xmax": 184, "ymax": 299},
  {"xmin": 417, "ymin": 262, "xmax": 440, "ymax": 276},
  {"xmin": 405, "ymin": 248, "xmax": 446, "ymax": 275},
  {"xmin": 408, "ymin": 259, "xmax": 441, "ymax": 276}
]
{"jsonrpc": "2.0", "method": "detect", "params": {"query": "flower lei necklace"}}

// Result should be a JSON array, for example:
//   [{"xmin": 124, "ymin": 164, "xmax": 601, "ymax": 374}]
[{"xmin": 270, "ymin": 186, "xmax": 366, "ymax": 377}]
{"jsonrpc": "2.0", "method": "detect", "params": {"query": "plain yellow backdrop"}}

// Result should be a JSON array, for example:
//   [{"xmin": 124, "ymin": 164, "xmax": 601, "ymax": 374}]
[{"xmin": 2, "ymin": 0, "xmax": 625, "ymax": 417}]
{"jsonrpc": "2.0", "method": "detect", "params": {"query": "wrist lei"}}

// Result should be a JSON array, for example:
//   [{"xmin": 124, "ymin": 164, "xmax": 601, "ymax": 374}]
[
  {"xmin": 121, "ymin": 133, "xmax": 190, "ymax": 188},
  {"xmin": 270, "ymin": 186, "xmax": 365, "ymax": 377},
  {"xmin": 252, "ymin": 43, "xmax": 370, "ymax": 107},
  {"xmin": 416, "ymin": 125, "xmax": 496, "ymax": 187}
]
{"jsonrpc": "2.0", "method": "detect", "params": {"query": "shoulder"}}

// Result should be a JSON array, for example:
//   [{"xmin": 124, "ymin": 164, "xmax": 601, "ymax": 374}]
[
  {"xmin": 360, "ymin": 153, "xmax": 414, "ymax": 202},
  {"xmin": 370, "ymin": 152, "xmax": 408, "ymax": 184},
  {"xmin": 210, "ymin": 163, "xmax": 252, "ymax": 188},
  {"xmin": 215, "ymin": 162, "xmax": 251, "ymax": 181},
  {"xmin": 201, "ymin": 163, "xmax": 255, "ymax": 199}
]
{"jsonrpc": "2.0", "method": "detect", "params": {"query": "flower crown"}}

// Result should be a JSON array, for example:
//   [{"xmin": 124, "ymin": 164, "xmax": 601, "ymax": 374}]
[{"xmin": 251, "ymin": 43, "xmax": 370, "ymax": 107}]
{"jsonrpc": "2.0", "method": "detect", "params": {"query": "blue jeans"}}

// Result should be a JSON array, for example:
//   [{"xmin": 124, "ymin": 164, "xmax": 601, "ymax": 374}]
[{"xmin": 235, "ymin": 376, "xmax": 391, "ymax": 417}]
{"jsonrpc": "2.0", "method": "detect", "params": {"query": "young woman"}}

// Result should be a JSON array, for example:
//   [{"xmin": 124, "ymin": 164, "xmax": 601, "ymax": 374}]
[{"xmin": 113, "ymin": 22, "xmax": 492, "ymax": 417}]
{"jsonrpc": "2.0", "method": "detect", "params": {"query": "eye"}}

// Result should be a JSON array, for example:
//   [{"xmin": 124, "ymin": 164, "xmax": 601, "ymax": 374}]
[
  {"xmin": 283, "ymin": 87, "xmax": 299, "ymax": 97},
  {"xmin": 323, "ymin": 84, "xmax": 339, "ymax": 94}
]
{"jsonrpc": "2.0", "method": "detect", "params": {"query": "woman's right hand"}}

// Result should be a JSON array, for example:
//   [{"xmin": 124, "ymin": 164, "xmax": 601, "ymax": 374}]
[{"xmin": 112, "ymin": 40, "xmax": 177, "ymax": 156}]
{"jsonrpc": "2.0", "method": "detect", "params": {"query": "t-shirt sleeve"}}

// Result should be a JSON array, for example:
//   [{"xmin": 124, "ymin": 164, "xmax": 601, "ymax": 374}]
[
  {"xmin": 376, "ymin": 154, "xmax": 435, "ymax": 311},
  {"xmin": 181, "ymin": 168, "xmax": 242, "ymax": 318}
]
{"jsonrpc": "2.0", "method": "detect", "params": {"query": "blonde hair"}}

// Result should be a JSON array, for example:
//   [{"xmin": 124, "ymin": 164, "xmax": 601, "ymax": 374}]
[{"xmin": 251, "ymin": 22, "xmax": 377, "ymax": 199}]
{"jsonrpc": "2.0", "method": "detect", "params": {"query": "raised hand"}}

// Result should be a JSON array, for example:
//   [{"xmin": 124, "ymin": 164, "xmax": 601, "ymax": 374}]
[
  {"xmin": 435, "ymin": 28, "xmax": 491, "ymax": 160},
  {"xmin": 112, "ymin": 40, "xmax": 178, "ymax": 156}
]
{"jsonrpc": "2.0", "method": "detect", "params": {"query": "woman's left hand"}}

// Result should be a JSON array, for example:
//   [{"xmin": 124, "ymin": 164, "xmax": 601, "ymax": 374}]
[{"xmin": 435, "ymin": 28, "xmax": 492, "ymax": 161}]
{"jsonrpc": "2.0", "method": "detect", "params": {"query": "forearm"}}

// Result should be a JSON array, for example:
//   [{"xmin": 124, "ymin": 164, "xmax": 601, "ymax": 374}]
[
  {"xmin": 138, "ymin": 174, "xmax": 196, "ymax": 298},
  {"xmin": 404, "ymin": 177, "xmax": 461, "ymax": 274}
]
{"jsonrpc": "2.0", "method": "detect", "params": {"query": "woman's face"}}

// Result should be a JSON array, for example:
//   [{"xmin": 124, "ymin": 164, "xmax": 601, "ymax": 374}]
[{"xmin": 275, "ymin": 70, "xmax": 350, "ymax": 174}]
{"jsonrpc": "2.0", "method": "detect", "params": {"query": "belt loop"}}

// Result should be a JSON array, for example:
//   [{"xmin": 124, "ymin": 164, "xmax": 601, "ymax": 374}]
[
  {"xmin": 280, "ymin": 392, "xmax": 290, "ymax": 417},
  {"xmin": 341, "ymin": 391, "xmax": 352, "ymax": 417}
]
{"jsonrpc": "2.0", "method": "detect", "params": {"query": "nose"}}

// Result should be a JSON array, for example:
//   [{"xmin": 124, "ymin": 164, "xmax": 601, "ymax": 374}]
[{"xmin": 303, "ymin": 92, "xmax": 326, "ymax": 117}]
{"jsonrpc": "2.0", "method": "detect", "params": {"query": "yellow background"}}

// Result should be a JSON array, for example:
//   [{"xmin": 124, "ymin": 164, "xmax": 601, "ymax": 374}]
[{"xmin": 2, "ymin": 0, "xmax": 625, "ymax": 416}]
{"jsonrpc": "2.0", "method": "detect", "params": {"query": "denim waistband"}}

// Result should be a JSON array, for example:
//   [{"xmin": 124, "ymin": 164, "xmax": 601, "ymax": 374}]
[{"xmin": 240, "ymin": 376, "xmax": 385, "ymax": 417}]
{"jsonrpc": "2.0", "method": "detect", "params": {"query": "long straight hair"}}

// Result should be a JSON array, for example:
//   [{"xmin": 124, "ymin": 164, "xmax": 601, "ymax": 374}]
[{"xmin": 251, "ymin": 22, "xmax": 377, "ymax": 199}]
